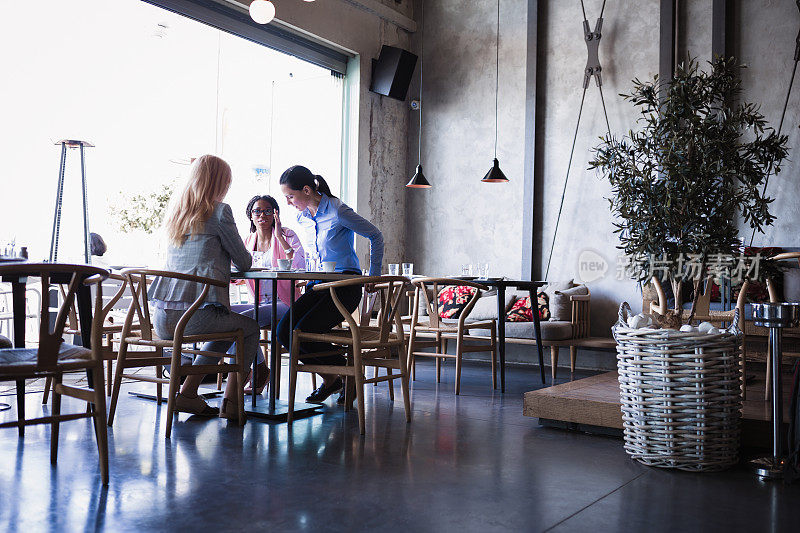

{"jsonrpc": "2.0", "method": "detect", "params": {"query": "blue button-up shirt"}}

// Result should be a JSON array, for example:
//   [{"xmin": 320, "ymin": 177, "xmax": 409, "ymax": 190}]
[{"xmin": 296, "ymin": 194, "xmax": 384, "ymax": 276}]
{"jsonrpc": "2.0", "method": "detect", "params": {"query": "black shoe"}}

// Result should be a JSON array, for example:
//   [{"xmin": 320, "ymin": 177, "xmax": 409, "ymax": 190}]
[
  {"xmin": 305, "ymin": 377, "xmax": 343, "ymax": 403},
  {"xmin": 337, "ymin": 378, "xmax": 356, "ymax": 405}
]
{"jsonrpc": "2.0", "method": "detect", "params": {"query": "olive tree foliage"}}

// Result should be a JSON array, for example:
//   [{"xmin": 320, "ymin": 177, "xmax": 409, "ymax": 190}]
[{"xmin": 589, "ymin": 57, "xmax": 788, "ymax": 317}]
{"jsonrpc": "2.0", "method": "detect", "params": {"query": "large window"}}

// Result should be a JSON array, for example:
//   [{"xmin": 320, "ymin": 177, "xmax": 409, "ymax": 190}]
[{"xmin": 0, "ymin": 0, "xmax": 346, "ymax": 266}]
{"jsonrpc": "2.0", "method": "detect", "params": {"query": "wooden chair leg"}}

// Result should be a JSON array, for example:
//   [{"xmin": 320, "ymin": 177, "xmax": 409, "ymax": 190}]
[
  {"xmin": 50, "ymin": 374, "xmax": 62, "ymax": 464},
  {"xmin": 287, "ymin": 333, "xmax": 300, "ymax": 426},
  {"xmin": 455, "ymin": 334, "xmax": 463, "ymax": 395},
  {"xmin": 551, "ymin": 346, "xmax": 559, "ymax": 382},
  {"xmin": 156, "ymin": 352, "xmax": 163, "ymax": 404},
  {"xmin": 91, "ymin": 364, "xmax": 110, "ymax": 485},
  {"xmin": 569, "ymin": 346, "xmax": 577, "ymax": 380},
  {"xmin": 354, "ymin": 349, "xmax": 366, "ymax": 435},
  {"xmin": 398, "ymin": 345, "xmax": 412, "ymax": 423},
  {"xmin": 311, "ymin": 372, "xmax": 317, "ymax": 390},
  {"xmin": 16, "ymin": 379, "xmax": 25, "ymax": 437},
  {"xmin": 42, "ymin": 376, "xmax": 51, "ymax": 405},
  {"xmin": 107, "ymin": 340, "xmax": 129, "ymax": 426},
  {"xmin": 106, "ymin": 358, "xmax": 113, "ymax": 397},
  {"xmin": 236, "ymin": 331, "xmax": 246, "ymax": 426},
  {"xmin": 165, "ymin": 348, "xmax": 182, "ymax": 439}
]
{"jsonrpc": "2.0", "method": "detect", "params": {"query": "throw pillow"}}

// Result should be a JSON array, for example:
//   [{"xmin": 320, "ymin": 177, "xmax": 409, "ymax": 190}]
[
  {"xmin": 543, "ymin": 279, "xmax": 575, "ymax": 321},
  {"xmin": 552, "ymin": 285, "xmax": 589, "ymax": 320},
  {"xmin": 437, "ymin": 285, "xmax": 477, "ymax": 319},
  {"xmin": 505, "ymin": 291, "xmax": 550, "ymax": 322}
]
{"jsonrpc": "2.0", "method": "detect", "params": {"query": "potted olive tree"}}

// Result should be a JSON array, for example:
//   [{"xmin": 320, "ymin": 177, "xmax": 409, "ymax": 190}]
[
  {"xmin": 589, "ymin": 57, "xmax": 788, "ymax": 472},
  {"xmin": 590, "ymin": 57, "xmax": 788, "ymax": 326}
]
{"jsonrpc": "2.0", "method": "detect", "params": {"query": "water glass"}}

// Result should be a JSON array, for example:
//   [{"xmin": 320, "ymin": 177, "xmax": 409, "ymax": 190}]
[
  {"xmin": 388, "ymin": 263, "xmax": 400, "ymax": 276},
  {"xmin": 252, "ymin": 251, "xmax": 266, "ymax": 268},
  {"xmin": 461, "ymin": 264, "xmax": 474, "ymax": 276},
  {"xmin": 478, "ymin": 262, "xmax": 490, "ymax": 280},
  {"xmin": 402, "ymin": 262, "xmax": 414, "ymax": 277},
  {"xmin": 305, "ymin": 252, "xmax": 317, "ymax": 272}
]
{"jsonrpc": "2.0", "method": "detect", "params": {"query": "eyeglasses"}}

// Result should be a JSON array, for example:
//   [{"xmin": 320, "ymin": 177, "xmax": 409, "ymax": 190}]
[{"xmin": 252, "ymin": 208, "xmax": 274, "ymax": 217}]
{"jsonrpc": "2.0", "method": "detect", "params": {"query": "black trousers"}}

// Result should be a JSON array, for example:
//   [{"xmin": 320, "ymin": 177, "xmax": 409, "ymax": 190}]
[{"xmin": 277, "ymin": 283, "xmax": 362, "ymax": 366}]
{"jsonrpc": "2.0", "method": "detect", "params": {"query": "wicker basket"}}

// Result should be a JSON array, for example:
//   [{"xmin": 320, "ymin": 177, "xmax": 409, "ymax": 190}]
[{"xmin": 612, "ymin": 302, "xmax": 742, "ymax": 472}]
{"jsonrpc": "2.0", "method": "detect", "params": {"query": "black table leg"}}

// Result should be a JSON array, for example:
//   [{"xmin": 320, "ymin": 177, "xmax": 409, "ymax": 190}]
[
  {"xmin": 529, "ymin": 289, "xmax": 545, "ymax": 384},
  {"xmin": 252, "ymin": 279, "xmax": 260, "ymax": 407},
  {"xmin": 269, "ymin": 279, "xmax": 278, "ymax": 411},
  {"xmin": 497, "ymin": 285, "xmax": 506, "ymax": 393}
]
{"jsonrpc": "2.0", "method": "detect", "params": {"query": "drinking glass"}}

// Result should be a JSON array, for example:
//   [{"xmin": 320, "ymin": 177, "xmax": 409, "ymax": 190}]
[
  {"xmin": 461, "ymin": 264, "xmax": 473, "ymax": 276},
  {"xmin": 388, "ymin": 263, "xmax": 400, "ymax": 276},
  {"xmin": 478, "ymin": 263, "xmax": 490, "ymax": 280},
  {"xmin": 402, "ymin": 262, "xmax": 414, "ymax": 277},
  {"xmin": 305, "ymin": 252, "xmax": 317, "ymax": 272},
  {"xmin": 252, "ymin": 251, "xmax": 266, "ymax": 268}
]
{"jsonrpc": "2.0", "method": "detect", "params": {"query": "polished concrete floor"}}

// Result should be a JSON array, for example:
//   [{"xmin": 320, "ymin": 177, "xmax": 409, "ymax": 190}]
[{"xmin": 1, "ymin": 360, "xmax": 799, "ymax": 532}]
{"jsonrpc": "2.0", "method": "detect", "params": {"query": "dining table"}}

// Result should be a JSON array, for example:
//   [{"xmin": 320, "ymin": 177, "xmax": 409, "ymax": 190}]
[
  {"xmin": 455, "ymin": 277, "xmax": 547, "ymax": 391},
  {"xmin": 230, "ymin": 269, "xmax": 360, "ymax": 421}
]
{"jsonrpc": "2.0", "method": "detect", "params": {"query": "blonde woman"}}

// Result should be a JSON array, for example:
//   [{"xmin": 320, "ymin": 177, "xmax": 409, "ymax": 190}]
[{"xmin": 149, "ymin": 154, "xmax": 258, "ymax": 420}]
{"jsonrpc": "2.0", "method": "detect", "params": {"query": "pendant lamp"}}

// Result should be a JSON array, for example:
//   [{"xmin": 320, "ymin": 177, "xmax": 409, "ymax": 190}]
[
  {"xmin": 407, "ymin": 0, "xmax": 431, "ymax": 188},
  {"xmin": 249, "ymin": 0, "xmax": 275, "ymax": 24},
  {"xmin": 481, "ymin": 0, "xmax": 508, "ymax": 183}
]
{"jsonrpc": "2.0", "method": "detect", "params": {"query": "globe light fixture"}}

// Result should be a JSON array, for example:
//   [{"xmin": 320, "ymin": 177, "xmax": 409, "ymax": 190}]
[{"xmin": 249, "ymin": 0, "xmax": 276, "ymax": 24}]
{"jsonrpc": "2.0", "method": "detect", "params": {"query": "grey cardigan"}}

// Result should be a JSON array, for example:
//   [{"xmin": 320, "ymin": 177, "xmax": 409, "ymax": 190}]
[{"xmin": 148, "ymin": 202, "xmax": 251, "ymax": 309}]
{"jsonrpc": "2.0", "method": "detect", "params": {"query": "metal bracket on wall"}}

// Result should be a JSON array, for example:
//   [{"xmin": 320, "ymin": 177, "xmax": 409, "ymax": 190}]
[{"xmin": 544, "ymin": 1, "xmax": 611, "ymax": 278}]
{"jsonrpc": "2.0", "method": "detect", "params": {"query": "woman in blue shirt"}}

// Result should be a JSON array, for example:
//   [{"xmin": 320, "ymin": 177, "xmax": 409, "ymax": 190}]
[{"xmin": 277, "ymin": 165, "xmax": 384, "ymax": 403}]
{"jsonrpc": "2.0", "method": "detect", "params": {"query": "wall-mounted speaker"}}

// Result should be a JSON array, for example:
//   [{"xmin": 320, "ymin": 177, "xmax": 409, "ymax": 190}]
[{"xmin": 369, "ymin": 45, "xmax": 418, "ymax": 101}]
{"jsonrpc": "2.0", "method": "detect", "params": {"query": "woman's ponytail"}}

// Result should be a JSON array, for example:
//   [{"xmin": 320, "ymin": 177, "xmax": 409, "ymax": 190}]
[
  {"xmin": 313, "ymin": 175, "xmax": 334, "ymax": 197},
  {"xmin": 280, "ymin": 165, "xmax": 337, "ymax": 198}
]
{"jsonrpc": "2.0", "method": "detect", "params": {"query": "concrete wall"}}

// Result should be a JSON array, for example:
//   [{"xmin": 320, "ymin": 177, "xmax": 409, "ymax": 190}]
[
  {"xmin": 404, "ymin": 0, "xmax": 800, "ymax": 370},
  {"xmin": 405, "ymin": 0, "xmax": 528, "ymax": 279}
]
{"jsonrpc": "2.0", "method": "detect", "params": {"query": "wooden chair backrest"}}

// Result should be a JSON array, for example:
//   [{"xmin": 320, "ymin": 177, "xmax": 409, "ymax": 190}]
[
  {"xmin": 61, "ymin": 272, "xmax": 128, "ymax": 332},
  {"xmin": 120, "ymin": 268, "xmax": 225, "ymax": 341},
  {"xmin": 0, "ymin": 263, "xmax": 108, "ymax": 370},
  {"xmin": 410, "ymin": 277, "xmax": 489, "ymax": 329},
  {"xmin": 314, "ymin": 276, "xmax": 408, "ymax": 345}
]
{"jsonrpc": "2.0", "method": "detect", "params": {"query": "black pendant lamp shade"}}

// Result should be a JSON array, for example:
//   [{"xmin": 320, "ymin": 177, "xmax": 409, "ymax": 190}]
[
  {"xmin": 481, "ymin": 158, "xmax": 508, "ymax": 183},
  {"xmin": 482, "ymin": 0, "xmax": 508, "ymax": 183},
  {"xmin": 407, "ymin": 164, "xmax": 431, "ymax": 188},
  {"xmin": 407, "ymin": 1, "xmax": 430, "ymax": 189}
]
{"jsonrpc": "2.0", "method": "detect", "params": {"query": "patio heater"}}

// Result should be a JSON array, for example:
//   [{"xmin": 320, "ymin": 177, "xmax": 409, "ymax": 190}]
[
  {"xmin": 750, "ymin": 301, "xmax": 800, "ymax": 480},
  {"xmin": 49, "ymin": 139, "xmax": 94, "ymax": 264}
]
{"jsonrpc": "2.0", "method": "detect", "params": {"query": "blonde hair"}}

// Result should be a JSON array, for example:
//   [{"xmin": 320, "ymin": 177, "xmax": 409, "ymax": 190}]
[{"xmin": 165, "ymin": 154, "xmax": 232, "ymax": 246}]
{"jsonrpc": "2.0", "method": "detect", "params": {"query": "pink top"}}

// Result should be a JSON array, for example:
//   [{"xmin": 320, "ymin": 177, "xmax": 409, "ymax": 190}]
[{"xmin": 244, "ymin": 227, "xmax": 305, "ymax": 306}]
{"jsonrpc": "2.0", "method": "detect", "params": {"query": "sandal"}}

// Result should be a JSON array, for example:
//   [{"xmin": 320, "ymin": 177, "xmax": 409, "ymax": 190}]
[
  {"xmin": 175, "ymin": 393, "xmax": 219, "ymax": 416},
  {"xmin": 220, "ymin": 397, "xmax": 246, "ymax": 423},
  {"xmin": 243, "ymin": 362, "xmax": 270, "ymax": 395}
]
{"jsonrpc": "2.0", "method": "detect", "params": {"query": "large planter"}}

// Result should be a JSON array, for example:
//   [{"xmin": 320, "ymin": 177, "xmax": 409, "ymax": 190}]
[{"xmin": 612, "ymin": 303, "xmax": 742, "ymax": 472}]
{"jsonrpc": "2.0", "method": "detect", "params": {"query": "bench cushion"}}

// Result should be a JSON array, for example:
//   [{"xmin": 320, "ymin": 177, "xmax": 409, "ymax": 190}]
[
  {"xmin": 470, "ymin": 320, "xmax": 574, "ymax": 341},
  {"xmin": 467, "ymin": 290, "xmax": 516, "ymax": 320}
]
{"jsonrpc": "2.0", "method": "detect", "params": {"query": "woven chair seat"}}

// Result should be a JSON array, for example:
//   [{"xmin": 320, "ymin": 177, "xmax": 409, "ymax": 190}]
[
  {"xmin": 297, "ymin": 328, "xmax": 403, "ymax": 347},
  {"xmin": 413, "ymin": 318, "xmax": 495, "ymax": 332},
  {"xmin": 0, "ymin": 343, "xmax": 95, "ymax": 375}
]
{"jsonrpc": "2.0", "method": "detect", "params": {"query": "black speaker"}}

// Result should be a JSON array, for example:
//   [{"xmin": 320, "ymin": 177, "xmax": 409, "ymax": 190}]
[{"xmin": 369, "ymin": 45, "xmax": 418, "ymax": 101}]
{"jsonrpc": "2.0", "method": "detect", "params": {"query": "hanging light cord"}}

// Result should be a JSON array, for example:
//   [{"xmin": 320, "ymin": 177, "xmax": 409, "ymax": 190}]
[
  {"xmin": 545, "ymin": 0, "xmax": 610, "ymax": 279},
  {"xmin": 749, "ymin": 57, "xmax": 798, "ymax": 246},
  {"xmin": 494, "ymin": 0, "xmax": 500, "ymax": 158},
  {"xmin": 418, "ymin": 0, "xmax": 424, "ymax": 164}
]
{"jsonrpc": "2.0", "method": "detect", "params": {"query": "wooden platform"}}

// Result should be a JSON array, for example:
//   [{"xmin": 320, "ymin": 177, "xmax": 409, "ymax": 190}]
[{"xmin": 524, "ymin": 369, "xmax": 794, "ymax": 448}]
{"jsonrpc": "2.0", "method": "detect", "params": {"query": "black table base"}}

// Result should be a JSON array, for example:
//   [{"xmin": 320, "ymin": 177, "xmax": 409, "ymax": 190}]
[
  {"xmin": 127, "ymin": 389, "xmax": 223, "ymax": 402},
  {"xmin": 245, "ymin": 398, "xmax": 323, "ymax": 421}
]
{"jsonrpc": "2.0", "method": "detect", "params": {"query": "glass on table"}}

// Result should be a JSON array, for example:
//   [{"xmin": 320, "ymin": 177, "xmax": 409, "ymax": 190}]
[
  {"xmin": 388, "ymin": 263, "xmax": 400, "ymax": 276},
  {"xmin": 478, "ymin": 262, "xmax": 490, "ymax": 280},
  {"xmin": 461, "ymin": 264, "xmax": 474, "ymax": 276},
  {"xmin": 402, "ymin": 262, "xmax": 414, "ymax": 277}
]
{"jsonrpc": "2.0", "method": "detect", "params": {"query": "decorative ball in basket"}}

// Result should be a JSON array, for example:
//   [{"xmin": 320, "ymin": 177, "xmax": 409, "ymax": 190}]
[{"xmin": 613, "ymin": 302, "xmax": 742, "ymax": 472}]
